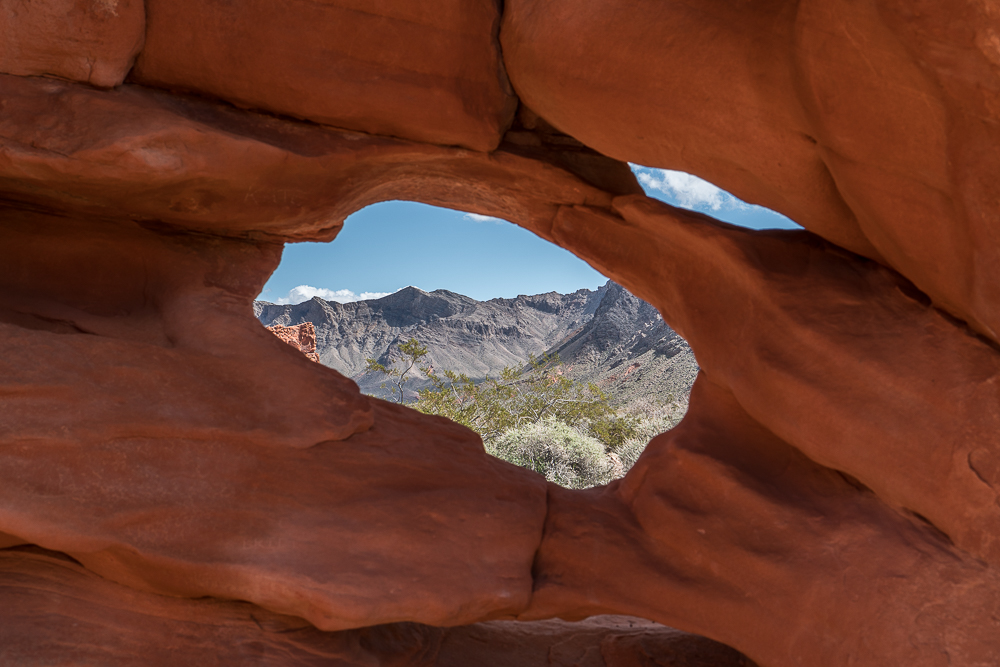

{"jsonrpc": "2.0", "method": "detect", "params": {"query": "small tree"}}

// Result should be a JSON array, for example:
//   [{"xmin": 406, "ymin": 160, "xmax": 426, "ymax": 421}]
[{"xmin": 364, "ymin": 337, "xmax": 428, "ymax": 404}]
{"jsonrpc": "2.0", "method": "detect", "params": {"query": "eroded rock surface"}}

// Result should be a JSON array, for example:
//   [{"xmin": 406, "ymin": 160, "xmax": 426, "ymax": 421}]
[
  {"xmin": 524, "ymin": 376, "xmax": 1000, "ymax": 666},
  {"xmin": 549, "ymin": 197, "xmax": 1000, "ymax": 566},
  {"xmin": 267, "ymin": 322, "xmax": 321, "ymax": 363},
  {"xmin": 0, "ymin": 0, "xmax": 144, "ymax": 87},
  {"xmin": 0, "ymin": 395, "xmax": 546, "ymax": 630},
  {"xmin": 0, "ymin": 0, "xmax": 999, "ymax": 665},
  {"xmin": 0, "ymin": 209, "xmax": 371, "ymax": 449}
]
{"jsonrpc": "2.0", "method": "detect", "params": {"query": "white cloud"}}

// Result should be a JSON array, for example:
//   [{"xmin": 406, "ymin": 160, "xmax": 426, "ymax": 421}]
[
  {"xmin": 273, "ymin": 285, "xmax": 397, "ymax": 305},
  {"xmin": 632, "ymin": 166, "xmax": 751, "ymax": 212},
  {"xmin": 463, "ymin": 212, "xmax": 504, "ymax": 224}
]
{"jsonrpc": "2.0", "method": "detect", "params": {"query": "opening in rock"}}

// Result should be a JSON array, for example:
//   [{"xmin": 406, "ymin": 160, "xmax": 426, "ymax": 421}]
[
  {"xmin": 631, "ymin": 164, "xmax": 802, "ymax": 230},
  {"xmin": 256, "ymin": 200, "xmax": 699, "ymax": 488}
]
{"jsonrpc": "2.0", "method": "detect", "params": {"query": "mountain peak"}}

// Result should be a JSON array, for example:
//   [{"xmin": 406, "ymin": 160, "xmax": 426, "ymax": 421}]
[
  {"xmin": 389, "ymin": 285, "xmax": 427, "ymax": 297},
  {"xmin": 255, "ymin": 280, "xmax": 696, "ymax": 406}
]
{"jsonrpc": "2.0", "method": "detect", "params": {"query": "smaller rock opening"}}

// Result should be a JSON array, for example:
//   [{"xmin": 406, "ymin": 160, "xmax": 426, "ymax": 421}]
[{"xmin": 630, "ymin": 164, "xmax": 803, "ymax": 230}]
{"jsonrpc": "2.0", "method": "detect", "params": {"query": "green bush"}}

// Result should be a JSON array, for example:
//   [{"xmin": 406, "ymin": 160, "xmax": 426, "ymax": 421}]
[
  {"xmin": 586, "ymin": 413, "xmax": 640, "ymax": 452},
  {"xmin": 487, "ymin": 418, "xmax": 614, "ymax": 489},
  {"xmin": 414, "ymin": 353, "xmax": 619, "ymax": 444},
  {"xmin": 364, "ymin": 337, "xmax": 691, "ymax": 487}
]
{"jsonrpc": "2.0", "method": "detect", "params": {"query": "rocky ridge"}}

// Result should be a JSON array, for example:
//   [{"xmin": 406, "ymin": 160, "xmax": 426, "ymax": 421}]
[
  {"xmin": 255, "ymin": 281, "xmax": 697, "ymax": 404},
  {"xmin": 549, "ymin": 281, "xmax": 697, "ymax": 407}
]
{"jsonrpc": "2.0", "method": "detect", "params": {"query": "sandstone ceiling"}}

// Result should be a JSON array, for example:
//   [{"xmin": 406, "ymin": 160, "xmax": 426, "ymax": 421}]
[{"xmin": 1, "ymin": 1, "xmax": 999, "ymax": 666}]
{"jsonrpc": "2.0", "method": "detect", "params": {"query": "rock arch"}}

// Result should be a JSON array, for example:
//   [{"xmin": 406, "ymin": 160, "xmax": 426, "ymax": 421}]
[{"xmin": 0, "ymin": 1, "xmax": 998, "ymax": 665}]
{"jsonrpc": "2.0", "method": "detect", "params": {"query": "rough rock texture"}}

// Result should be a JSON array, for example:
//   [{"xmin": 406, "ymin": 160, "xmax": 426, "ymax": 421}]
[
  {"xmin": 548, "ymin": 198, "xmax": 1000, "ymax": 567},
  {"xmin": 0, "ymin": 209, "xmax": 371, "ymax": 449},
  {"xmin": 550, "ymin": 281, "xmax": 697, "ymax": 407},
  {"xmin": 267, "ymin": 322, "xmax": 321, "ymax": 363},
  {"xmin": 1, "ymin": 1, "xmax": 999, "ymax": 666},
  {"xmin": 526, "ymin": 376, "xmax": 1000, "ymax": 667},
  {"xmin": 0, "ymin": 386, "xmax": 545, "ymax": 630},
  {"xmin": 0, "ymin": 0, "xmax": 144, "ymax": 87}
]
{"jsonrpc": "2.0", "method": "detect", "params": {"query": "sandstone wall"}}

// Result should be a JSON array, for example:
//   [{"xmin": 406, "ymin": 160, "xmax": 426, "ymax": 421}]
[{"xmin": 0, "ymin": 1, "xmax": 998, "ymax": 665}]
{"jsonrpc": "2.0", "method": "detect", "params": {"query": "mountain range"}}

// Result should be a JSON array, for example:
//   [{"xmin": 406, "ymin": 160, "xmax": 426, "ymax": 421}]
[{"xmin": 254, "ymin": 281, "xmax": 698, "ymax": 406}]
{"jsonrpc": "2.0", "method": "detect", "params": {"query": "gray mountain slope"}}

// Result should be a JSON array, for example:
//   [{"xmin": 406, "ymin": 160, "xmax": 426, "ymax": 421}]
[
  {"xmin": 547, "ymin": 282, "xmax": 698, "ymax": 408},
  {"xmin": 254, "ymin": 281, "xmax": 697, "ymax": 404}
]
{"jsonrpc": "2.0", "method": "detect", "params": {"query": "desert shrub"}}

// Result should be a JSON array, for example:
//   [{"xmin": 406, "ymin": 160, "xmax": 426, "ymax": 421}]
[
  {"xmin": 487, "ymin": 418, "xmax": 614, "ymax": 489},
  {"xmin": 616, "ymin": 435, "xmax": 651, "ymax": 473},
  {"xmin": 586, "ymin": 412, "xmax": 640, "ymax": 452},
  {"xmin": 371, "ymin": 338, "xmax": 691, "ymax": 485},
  {"xmin": 625, "ymin": 397, "xmax": 687, "ymax": 438},
  {"xmin": 611, "ymin": 397, "xmax": 690, "ymax": 475},
  {"xmin": 414, "ymin": 353, "xmax": 620, "ymax": 444}
]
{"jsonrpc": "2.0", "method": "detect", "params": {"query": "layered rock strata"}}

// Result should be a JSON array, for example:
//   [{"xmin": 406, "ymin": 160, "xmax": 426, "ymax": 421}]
[{"xmin": 0, "ymin": 0, "xmax": 998, "ymax": 665}]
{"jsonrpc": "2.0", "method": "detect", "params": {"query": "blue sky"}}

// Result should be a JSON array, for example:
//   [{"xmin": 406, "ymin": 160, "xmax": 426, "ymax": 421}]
[{"xmin": 257, "ymin": 165, "xmax": 799, "ymax": 304}]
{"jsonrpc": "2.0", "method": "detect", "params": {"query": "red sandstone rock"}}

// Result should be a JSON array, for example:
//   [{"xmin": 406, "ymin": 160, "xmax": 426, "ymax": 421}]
[
  {"xmin": 0, "ymin": 74, "xmax": 625, "ymax": 241},
  {"xmin": 548, "ymin": 196, "xmax": 1000, "ymax": 567},
  {"xmin": 437, "ymin": 616, "xmax": 755, "ymax": 667},
  {"xmin": 0, "ymin": 386, "xmax": 546, "ymax": 629},
  {"xmin": 501, "ymin": 0, "xmax": 876, "ymax": 260},
  {"xmin": 0, "ymin": 548, "xmax": 442, "ymax": 666},
  {"xmin": 0, "ymin": 0, "xmax": 144, "ymax": 87},
  {"xmin": 524, "ymin": 376, "xmax": 1000, "ymax": 666},
  {"xmin": 0, "ymin": 204, "xmax": 547, "ymax": 629},
  {"xmin": 267, "ymin": 323, "xmax": 321, "ymax": 363},
  {"xmin": 0, "ymin": 209, "xmax": 371, "ymax": 448},
  {"xmin": 502, "ymin": 0, "xmax": 1000, "ymax": 343},
  {"xmin": 0, "ymin": 532, "xmax": 26, "ymax": 549},
  {"xmin": 531, "ymin": 195, "xmax": 1000, "ymax": 662},
  {"xmin": 0, "ymin": 2, "xmax": 998, "ymax": 666},
  {"xmin": 131, "ymin": 0, "xmax": 515, "ymax": 152},
  {"xmin": 0, "ymin": 550, "xmax": 753, "ymax": 666}
]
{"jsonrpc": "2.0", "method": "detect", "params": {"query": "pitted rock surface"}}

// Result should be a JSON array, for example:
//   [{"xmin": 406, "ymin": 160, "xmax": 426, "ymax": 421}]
[{"xmin": 267, "ymin": 322, "xmax": 321, "ymax": 363}]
